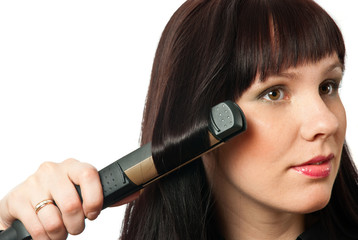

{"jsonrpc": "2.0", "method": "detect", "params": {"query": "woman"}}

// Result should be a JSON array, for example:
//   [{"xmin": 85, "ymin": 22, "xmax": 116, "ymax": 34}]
[
  {"xmin": 121, "ymin": 0, "xmax": 358, "ymax": 239},
  {"xmin": 1, "ymin": 0, "xmax": 357, "ymax": 239}
]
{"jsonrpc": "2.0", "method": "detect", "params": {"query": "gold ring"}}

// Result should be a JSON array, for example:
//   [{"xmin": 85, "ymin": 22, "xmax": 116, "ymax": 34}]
[{"xmin": 34, "ymin": 200, "xmax": 54, "ymax": 214}]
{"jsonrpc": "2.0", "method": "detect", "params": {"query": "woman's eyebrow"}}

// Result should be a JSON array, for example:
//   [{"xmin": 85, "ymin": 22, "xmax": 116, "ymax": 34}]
[
  {"xmin": 274, "ymin": 61, "xmax": 344, "ymax": 79},
  {"xmin": 275, "ymin": 71, "xmax": 299, "ymax": 80},
  {"xmin": 325, "ymin": 62, "xmax": 344, "ymax": 75},
  {"xmin": 264, "ymin": 71, "xmax": 300, "ymax": 82}
]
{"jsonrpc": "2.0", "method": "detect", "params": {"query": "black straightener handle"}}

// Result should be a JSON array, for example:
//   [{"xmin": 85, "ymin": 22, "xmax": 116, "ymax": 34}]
[{"xmin": 0, "ymin": 100, "xmax": 246, "ymax": 240}]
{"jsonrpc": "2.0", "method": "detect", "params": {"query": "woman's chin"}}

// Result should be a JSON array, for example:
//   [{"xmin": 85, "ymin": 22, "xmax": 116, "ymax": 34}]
[{"xmin": 296, "ymin": 194, "xmax": 331, "ymax": 214}]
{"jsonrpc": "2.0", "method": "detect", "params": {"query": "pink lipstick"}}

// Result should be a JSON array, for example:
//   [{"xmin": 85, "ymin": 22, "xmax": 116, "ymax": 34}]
[{"xmin": 292, "ymin": 154, "xmax": 334, "ymax": 178}]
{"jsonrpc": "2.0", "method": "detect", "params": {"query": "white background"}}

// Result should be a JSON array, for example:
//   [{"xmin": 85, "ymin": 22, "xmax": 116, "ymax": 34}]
[{"xmin": 0, "ymin": 1, "xmax": 356, "ymax": 239}]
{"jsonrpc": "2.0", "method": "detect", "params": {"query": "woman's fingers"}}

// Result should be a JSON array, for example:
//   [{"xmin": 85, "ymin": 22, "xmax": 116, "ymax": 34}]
[
  {"xmin": 0, "ymin": 189, "xmax": 53, "ymax": 240},
  {"xmin": 0, "ymin": 158, "xmax": 104, "ymax": 240},
  {"xmin": 48, "ymin": 181, "xmax": 85, "ymax": 235},
  {"xmin": 18, "ymin": 204, "xmax": 51, "ymax": 240},
  {"xmin": 31, "ymin": 160, "xmax": 86, "ymax": 235},
  {"xmin": 65, "ymin": 159, "xmax": 103, "ymax": 220},
  {"xmin": 34, "ymin": 202, "xmax": 67, "ymax": 240}
]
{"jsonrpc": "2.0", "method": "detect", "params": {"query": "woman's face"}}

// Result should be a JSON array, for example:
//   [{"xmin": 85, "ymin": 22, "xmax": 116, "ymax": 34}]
[{"xmin": 204, "ymin": 54, "xmax": 346, "ymax": 215}]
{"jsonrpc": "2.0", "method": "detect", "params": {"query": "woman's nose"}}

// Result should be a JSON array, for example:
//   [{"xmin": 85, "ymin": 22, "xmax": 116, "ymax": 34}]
[{"xmin": 299, "ymin": 96, "xmax": 340, "ymax": 142}]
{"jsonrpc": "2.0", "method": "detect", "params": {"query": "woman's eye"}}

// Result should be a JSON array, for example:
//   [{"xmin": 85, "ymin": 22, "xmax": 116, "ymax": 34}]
[
  {"xmin": 262, "ymin": 88, "xmax": 285, "ymax": 101},
  {"xmin": 319, "ymin": 81, "xmax": 339, "ymax": 96}
]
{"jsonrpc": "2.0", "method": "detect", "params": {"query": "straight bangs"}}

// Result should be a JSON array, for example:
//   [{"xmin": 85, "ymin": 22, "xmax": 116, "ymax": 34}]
[{"xmin": 235, "ymin": 0, "xmax": 346, "ymax": 86}]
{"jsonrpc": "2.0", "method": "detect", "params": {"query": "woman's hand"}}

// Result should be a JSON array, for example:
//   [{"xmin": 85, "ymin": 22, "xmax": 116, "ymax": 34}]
[{"xmin": 0, "ymin": 159, "xmax": 104, "ymax": 240}]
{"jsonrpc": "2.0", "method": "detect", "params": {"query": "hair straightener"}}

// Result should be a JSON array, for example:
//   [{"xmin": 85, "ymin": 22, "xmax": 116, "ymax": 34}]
[{"xmin": 0, "ymin": 100, "xmax": 246, "ymax": 240}]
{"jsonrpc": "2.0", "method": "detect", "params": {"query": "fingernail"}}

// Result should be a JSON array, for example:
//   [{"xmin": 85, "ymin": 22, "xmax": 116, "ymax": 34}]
[{"xmin": 87, "ymin": 211, "xmax": 99, "ymax": 220}]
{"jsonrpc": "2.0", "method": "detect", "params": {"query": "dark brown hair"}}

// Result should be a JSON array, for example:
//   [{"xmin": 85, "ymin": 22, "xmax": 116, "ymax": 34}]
[{"xmin": 120, "ymin": 0, "xmax": 357, "ymax": 239}]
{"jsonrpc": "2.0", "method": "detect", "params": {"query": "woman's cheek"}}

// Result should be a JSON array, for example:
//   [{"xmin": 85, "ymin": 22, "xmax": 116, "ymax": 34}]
[{"xmin": 217, "ymin": 112, "xmax": 282, "ymax": 169}]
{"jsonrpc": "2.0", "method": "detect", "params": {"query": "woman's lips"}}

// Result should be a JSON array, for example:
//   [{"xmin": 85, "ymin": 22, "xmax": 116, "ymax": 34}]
[{"xmin": 292, "ymin": 154, "xmax": 334, "ymax": 178}]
